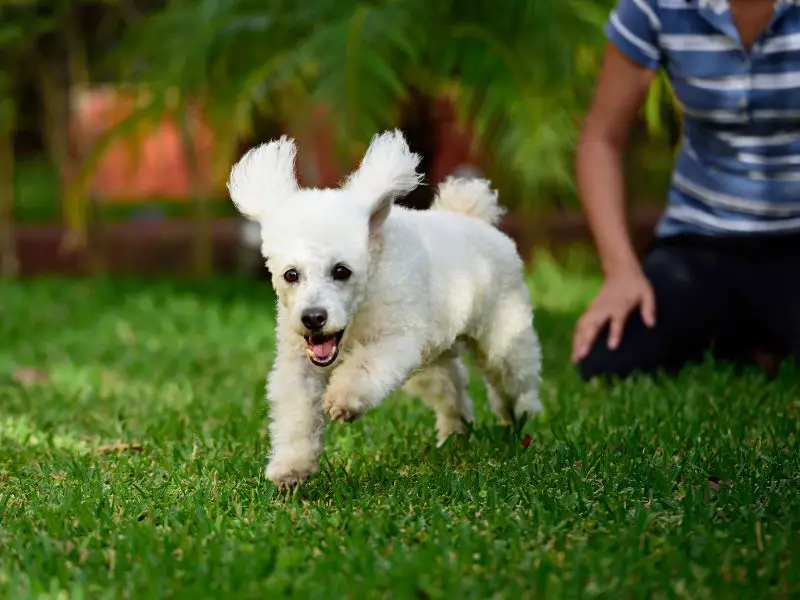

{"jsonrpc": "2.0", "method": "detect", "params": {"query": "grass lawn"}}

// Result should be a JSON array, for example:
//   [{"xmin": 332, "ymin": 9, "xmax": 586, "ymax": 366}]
[{"xmin": 0, "ymin": 251, "xmax": 798, "ymax": 599}]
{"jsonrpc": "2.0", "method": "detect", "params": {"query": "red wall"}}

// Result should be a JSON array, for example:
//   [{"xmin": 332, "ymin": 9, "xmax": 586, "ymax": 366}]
[{"xmin": 70, "ymin": 87, "xmax": 223, "ymax": 202}]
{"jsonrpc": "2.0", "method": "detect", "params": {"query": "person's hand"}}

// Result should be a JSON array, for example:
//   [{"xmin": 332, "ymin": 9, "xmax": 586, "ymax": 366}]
[{"xmin": 571, "ymin": 269, "xmax": 656, "ymax": 363}]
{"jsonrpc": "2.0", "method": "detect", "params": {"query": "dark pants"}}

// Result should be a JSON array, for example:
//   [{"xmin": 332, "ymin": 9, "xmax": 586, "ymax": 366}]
[{"xmin": 578, "ymin": 233, "xmax": 800, "ymax": 381}]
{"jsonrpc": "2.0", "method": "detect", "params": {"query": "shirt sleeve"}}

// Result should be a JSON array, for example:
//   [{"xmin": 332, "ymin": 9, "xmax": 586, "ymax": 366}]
[{"xmin": 604, "ymin": 0, "xmax": 663, "ymax": 71}]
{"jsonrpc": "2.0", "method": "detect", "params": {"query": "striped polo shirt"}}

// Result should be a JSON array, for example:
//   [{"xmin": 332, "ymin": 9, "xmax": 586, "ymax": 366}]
[{"xmin": 606, "ymin": 0, "xmax": 800, "ymax": 237}]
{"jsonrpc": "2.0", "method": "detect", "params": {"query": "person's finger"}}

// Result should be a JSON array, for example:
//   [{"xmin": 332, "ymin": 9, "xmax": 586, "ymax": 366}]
[
  {"xmin": 573, "ymin": 313, "xmax": 605, "ymax": 362},
  {"xmin": 572, "ymin": 311, "xmax": 597, "ymax": 353},
  {"xmin": 571, "ymin": 322, "xmax": 588, "ymax": 363},
  {"xmin": 571, "ymin": 316, "xmax": 586, "ymax": 360},
  {"xmin": 640, "ymin": 286, "xmax": 657, "ymax": 327},
  {"xmin": 607, "ymin": 309, "xmax": 629, "ymax": 350}
]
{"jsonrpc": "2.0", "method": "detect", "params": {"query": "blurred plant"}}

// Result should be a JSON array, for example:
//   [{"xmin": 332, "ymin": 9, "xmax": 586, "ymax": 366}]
[
  {"xmin": 0, "ymin": 72, "xmax": 18, "ymax": 277},
  {"xmin": 0, "ymin": 0, "xmax": 59, "ymax": 277},
  {"xmin": 644, "ymin": 70, "xmax": 682, "ymax": 152},
  {"xmin": 1, "ymin": 0, "xmax": 145, "ymax": 270},
  {"xmin": 4, "ymin": 0, "xmax": 682, "ymax": 275},
  {"xmin": 109, "ymin": 0, "xmax": 629, "ymax": 214},
  {"xmin": 102, "ymin": 0, "xmax": 311, "ymax": 274}
]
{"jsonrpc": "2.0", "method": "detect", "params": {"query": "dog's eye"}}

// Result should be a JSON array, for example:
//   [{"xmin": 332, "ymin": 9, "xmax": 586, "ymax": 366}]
[
  {"xmin": 283, "ymin": 269, "xmax": 299, "ymax": 283},
  {"xmin": 331, "ymin": 264, "xmax": 352, "ymax": 282}
]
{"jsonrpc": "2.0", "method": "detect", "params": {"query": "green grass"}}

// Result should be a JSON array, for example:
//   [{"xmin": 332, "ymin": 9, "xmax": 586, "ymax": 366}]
[{"xmin": 0, "ymin": 251, "xmax": 798, "ymax": 599}]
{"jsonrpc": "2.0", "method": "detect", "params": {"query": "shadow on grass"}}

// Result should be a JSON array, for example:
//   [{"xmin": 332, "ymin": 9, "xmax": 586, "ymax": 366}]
[{"xmin": 275, "ymin": 412, "xmax": 562, "ymax": 506}]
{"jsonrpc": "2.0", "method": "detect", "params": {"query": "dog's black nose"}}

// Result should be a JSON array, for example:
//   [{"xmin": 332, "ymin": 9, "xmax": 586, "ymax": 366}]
[{"xmin": 301, "ymin": 308, "xmax": 328, "ymax": 331}]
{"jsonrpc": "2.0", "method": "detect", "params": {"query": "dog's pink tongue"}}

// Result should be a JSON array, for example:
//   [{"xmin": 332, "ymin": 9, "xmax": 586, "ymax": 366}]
[{"xmin": 310, "ymin": 337, "xmax": 336, "ymax": 359}]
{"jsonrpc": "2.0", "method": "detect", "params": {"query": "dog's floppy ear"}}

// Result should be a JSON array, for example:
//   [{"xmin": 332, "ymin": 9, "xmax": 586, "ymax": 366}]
[
  {"xmin": 342, "ymin": 130, "xmax": 422, "ymax": 233},
  {"xmin": 227, "ymin": 136, "xmax": 299, "ymax": 221}
]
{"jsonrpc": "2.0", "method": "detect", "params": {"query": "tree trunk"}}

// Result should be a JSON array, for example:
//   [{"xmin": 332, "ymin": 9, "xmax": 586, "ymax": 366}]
[
  {"xmin": 0, "ymin": 126, "xmax": 18, "ymax": 277},
  {"xmin": 37, "ymin": 54, "xmax": 72, "ymax": 200},
  {"xmin": 37, "ymin": 18, "xmax": 96, "ymax": 269},
  {"xmin": 178, "ymin": 103, "xmax": 212, "ymax": 276}
]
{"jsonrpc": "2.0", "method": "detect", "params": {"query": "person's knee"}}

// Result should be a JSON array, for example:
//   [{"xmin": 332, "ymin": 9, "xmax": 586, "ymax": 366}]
[
  {"xmin": 576, "ymin": 330, "xmax": 666, "ymax": 382},
  {"xmin": 576, "ymin": 355, "xmax": 603, "ymax": 382},
  {"xmin": 576, "ymin": 340, "xmax": 631, "ymax": 382}
]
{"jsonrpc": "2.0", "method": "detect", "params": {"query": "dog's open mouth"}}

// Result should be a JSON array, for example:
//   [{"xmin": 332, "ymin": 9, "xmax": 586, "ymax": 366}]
[{"xmin": 304, "ymin": 330, "xmax": 345, "ymax": 367}]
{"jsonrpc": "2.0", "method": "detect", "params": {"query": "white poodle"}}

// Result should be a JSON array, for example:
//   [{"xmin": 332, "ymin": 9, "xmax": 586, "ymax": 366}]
[{"xmin": 227, "ymin": 130, "xmax": 542, "ymax": 488}]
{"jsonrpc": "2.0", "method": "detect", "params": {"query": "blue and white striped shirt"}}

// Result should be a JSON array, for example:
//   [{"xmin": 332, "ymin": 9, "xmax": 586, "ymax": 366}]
[{"xmin": 606, "ymin": 0, "xmax": 800, "ymax": 237}]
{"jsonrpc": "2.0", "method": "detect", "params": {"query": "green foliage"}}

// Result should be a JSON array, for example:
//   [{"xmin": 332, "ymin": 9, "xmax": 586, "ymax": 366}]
[
  {"xmin": 0, "ymin": 76, "xmax": 15, "ymax": 133},
  {"xmin": 644, "ymin": 70, "xmax": 682, "ymax": 148},
  {"xmin": 0, "ymin": 0, "xmax": 137, "ymax": 246},
  {"xmin": 0, "ymin": 1, "xmax": 59, "ymax": 131},
  {"xmin": 0, "ymin": 259, "xmax": 798, "ymax": 597},
  {"xmin": 5, "ymin": 0, "xmax": 682, "ymax": 221},
  {"xmin": 111, "ymin": 0, "xmax": 624, "ymax": 205}
]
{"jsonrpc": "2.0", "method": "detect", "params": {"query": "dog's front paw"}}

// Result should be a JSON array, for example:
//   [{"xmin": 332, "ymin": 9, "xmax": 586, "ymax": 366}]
[
  {"xmin": 323, "ymin": 384, "xmax": 370, "ymax": 423},
  {"xmin": 265, "ymin": 456, "xmax": 317, "ymax": 489}
]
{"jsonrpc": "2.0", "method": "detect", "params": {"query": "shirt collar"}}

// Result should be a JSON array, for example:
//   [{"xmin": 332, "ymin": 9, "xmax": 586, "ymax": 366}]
[{"xmin": 696, "ymin": 0, "xmax": 796, "ymax": 45}]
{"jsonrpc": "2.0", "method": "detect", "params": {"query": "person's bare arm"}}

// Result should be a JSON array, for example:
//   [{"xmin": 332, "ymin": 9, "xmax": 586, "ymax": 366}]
[
  {"xmin": 572, "ymin": 43, "xmax": 659, "ymax": 362},
  {"xmin": 575, "ymin": 42, "xmax": 656, "ymax": 277}
]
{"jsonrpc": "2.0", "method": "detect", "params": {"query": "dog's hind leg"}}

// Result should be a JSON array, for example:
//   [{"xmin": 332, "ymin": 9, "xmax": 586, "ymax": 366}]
[
  {"xmin": 475, "ymin": 289, "xmax": 542, "ymax": 425},
  {"xmin": 482, "ymin": 378, "xmax": 512, "ymax": 425},
  {"xmin": 403, "ymin": 353, "xmax": 474, "ymax": 446}
]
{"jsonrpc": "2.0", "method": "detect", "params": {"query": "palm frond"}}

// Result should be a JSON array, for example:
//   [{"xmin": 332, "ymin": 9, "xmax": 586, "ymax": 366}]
[{"xmin": 109, "ymin": 0, "xmax": 624, "ymax": 207}]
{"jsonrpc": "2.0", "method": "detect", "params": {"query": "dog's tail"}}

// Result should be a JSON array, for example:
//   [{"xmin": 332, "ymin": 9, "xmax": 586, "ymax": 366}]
[{"xmin": 430, "ymin": 177, "xmax": 505, "ymax": 227}]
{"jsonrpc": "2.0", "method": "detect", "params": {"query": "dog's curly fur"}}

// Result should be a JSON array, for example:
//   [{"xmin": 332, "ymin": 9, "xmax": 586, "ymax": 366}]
[{"xmin": 228, "ymin": 130, "xmax": 542, "ymax": 488}]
